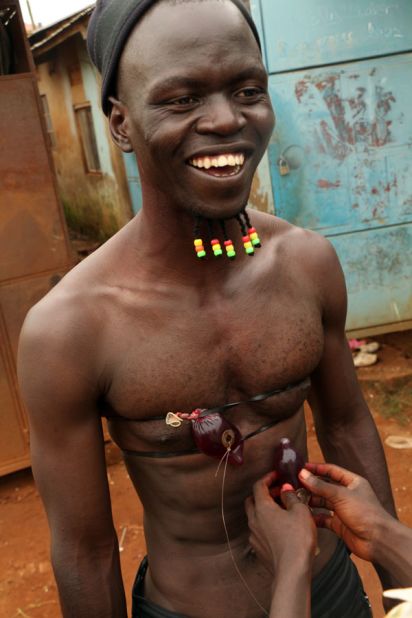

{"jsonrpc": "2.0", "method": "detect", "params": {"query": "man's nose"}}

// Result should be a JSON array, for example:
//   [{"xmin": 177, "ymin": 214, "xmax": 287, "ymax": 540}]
[{"xmin": 196, "ymin": 95, "xmax": 246, "ymax": 135}]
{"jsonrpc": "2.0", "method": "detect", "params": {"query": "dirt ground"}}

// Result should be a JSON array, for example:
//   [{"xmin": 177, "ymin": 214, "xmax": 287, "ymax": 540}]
[{"xmin": 1, "ymin": 332, "xmax": 411, "ymax": 618}]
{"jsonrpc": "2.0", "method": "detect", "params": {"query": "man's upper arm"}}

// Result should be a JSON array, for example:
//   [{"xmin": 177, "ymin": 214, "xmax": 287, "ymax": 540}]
[
  {"xmin": 18, "ymin": 302, "xmax": 115, "ymax": 554},
  {"xmin": 306, "ymin": 235, "xmax": 366, "ymax": 426}
]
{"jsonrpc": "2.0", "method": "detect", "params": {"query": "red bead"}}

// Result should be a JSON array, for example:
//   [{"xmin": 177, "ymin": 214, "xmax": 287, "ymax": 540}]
[
  {"xmin": 224, "ymin": 240, "xmax": 233, "ymax": 246},
  {"xmin": 248, "ymin": 227, "xmax": 256, "ymax": 234},
  {"xmin": 195, "ymin": 245, "xmax": 204, "ymax": 252},
  {"xmin": 242, "ymin": 235, "xmax": 250, "ymax": 243},
  {"xmin": 211, "ymin": 239, "xmax": 220, "ymax": 246}
]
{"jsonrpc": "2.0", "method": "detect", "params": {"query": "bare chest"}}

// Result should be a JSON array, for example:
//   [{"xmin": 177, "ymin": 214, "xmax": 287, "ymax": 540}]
[{"xmin": 102, "ymin": 287, "xmax": 323, "ymax": 420}]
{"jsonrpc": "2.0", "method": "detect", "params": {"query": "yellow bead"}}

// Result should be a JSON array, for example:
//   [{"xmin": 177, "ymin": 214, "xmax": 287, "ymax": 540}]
[
  {"xmin": 194, "ymin": 239, "xmax": 203, "ymax": 247},
  {"xmin": 244, "ymin": 241, "xmax": 253, "ymax": 249},
  {"xmin": 250, "ymin": 233, "xmax": 258, "ymax": 240}
]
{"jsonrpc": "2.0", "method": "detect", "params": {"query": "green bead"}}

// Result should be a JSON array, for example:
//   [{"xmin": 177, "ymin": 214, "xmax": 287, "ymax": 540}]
[
  {"xmin": 246, "ymin": 247, "xmax": 255, "ymax": 255},
  {"xmin": 227, "ymin": 250, "xmax": 236, "ymax": 259},
  {"xmin": 197, "ymin": 250, "xmax": 206, "ymax": 258},
  {"xmin": 252, "ymin": 239, "xmax": 261, "ymax": 247}
]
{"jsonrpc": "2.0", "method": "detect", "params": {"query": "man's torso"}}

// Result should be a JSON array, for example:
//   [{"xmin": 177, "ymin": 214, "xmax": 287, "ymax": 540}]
[{"xmin": 50, "ymin": 213, "xmax": 339, "ymax": 617}]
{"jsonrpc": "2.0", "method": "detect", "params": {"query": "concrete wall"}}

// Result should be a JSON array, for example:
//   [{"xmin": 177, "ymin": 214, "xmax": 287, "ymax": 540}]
[{"xmin": 36, "ymin": 34, "xmax": 133, "ymax": 241}]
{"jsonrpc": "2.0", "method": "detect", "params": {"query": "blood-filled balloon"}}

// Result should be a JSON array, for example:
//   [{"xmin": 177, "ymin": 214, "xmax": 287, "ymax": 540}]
[
  {"xmin": 191, "ymin": 413, "xmax": 244, "ymax": 465},
  {"xmin": 273, "ymin": 437, "xmax": 306, "ymax": 489}
]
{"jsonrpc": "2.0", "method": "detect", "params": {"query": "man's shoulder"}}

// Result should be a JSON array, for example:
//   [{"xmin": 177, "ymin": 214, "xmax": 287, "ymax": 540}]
[{"xmin": 257, "ymin": 212, "xmax": 338, "ymax": 263}]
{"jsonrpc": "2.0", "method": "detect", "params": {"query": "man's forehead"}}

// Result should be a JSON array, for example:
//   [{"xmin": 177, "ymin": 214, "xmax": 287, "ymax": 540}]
[
  {"xmin": 121, "ymin": 0, "xmax": 257, "ymax": 68},
  {"xmin": 87, "ymin": 0, "xmax": 261, "ymax": 114}
]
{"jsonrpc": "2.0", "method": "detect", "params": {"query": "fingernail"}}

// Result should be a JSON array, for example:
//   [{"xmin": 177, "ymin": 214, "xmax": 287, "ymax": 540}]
[
  {"xmin": 281, "ymin": 483, "xmax": 294, "ymax": 492},
  {"xmin": 299, "ymin": 469, "xmax": 310, "ymax": 480}
]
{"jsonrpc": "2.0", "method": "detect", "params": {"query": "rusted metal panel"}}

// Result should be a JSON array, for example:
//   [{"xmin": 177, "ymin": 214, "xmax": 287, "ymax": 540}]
[
  {"xmin": 0, "ymin": 319, "xmax": 29, "ymax": 475},
  {"xmin": 0, "ymin": 272, "xmax": 65, "ymax": 360},
  {"xmin": 0, "ymin": 75, "xmax": 72, "ymax": 281},
  {"xmin": 0, "ymin": 0, "xmax": 74, "ymax": 475}
]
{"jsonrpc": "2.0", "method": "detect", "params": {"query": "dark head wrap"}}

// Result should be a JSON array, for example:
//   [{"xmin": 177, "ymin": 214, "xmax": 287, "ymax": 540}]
[{"xmin": 87, "ymin": 0, "xmax": 262, "ymax": 115}]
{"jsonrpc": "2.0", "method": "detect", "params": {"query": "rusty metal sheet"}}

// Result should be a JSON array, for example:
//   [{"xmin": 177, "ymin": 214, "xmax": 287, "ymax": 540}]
[
  {"xmin": 0, "ymin": 320, "xmax": 29, "ymax": 474},
  {"xmin": 0, "ymin": 272, "xmax": 66, "ymax": 361},
  {"xmin": 0, "ymin": 2, "xmax": 73, "ymax": 474},
  {"xmin": 0, "ymin": 75, "xmax": 72, "ymax": 282}
]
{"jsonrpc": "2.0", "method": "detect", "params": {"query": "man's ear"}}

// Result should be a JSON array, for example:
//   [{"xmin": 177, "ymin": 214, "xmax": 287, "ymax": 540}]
[{"xmin": 108, "ymin": 96, "xmax": 134, "ymax": 153}]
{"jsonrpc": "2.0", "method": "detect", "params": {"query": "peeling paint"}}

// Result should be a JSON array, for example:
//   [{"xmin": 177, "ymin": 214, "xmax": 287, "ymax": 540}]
[
  {"xmin": 317, "ymin": 179, "xmax": 341, "ymax": 189},
  {"xmin": 295, "ymin": 79, "xmax": 309, "ymax": 103},
  {"xmin": 250, "ymin": 168, "xmax": 270, "ymax": 213},
  {"xmin": 295, "ymin": 71, "xmax": 397, "ymax": 158},
  {"xmin": 255, "ymin": 0, "xmax": 412, "ymax": 332}
]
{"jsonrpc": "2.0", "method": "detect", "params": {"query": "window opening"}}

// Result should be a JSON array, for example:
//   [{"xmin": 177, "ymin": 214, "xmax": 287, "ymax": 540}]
[
  {"xmin": 74, "ymin": 103, "xmax": 101, "ymax": 173},
  {"xmin": 40, "ymin": 94, "xmax": 56, "ymax": 148}
]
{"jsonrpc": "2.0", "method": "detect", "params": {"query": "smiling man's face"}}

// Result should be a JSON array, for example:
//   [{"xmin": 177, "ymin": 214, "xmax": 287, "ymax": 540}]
[{"xmin": 113, "ymin": 0, "xmax": 275, "ymax": 219}]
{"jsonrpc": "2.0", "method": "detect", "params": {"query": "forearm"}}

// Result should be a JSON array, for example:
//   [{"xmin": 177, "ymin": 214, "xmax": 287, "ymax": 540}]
[
  {"xmin": 373, "ymin": 517, "xmax": 412, "ymax": 587},
  {"xmin": 270, "ymin": 559, "xmax": 312, "ymax": 618},
  {"xmin": 316, "ymin": 408, "xmax": 396, "ymax": 517},
  {"xmin": 316, "ymin": 408, "xmax": 400, "ymax": 593},
  {"xmin": 52, "ymin": 537, "xmax": 127, "ymax": 618}
]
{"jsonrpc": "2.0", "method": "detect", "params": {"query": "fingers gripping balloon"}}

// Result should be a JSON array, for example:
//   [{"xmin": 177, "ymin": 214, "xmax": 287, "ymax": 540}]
[{"xmin": 273, "ymin": 437, "xmax": 309, "ymax": 503}]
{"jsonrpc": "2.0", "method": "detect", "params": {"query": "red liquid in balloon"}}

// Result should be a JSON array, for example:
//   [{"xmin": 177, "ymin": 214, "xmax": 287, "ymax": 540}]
[{"xmin": 192, "ymin": 413, "xmax": 244, "ymax": 465}]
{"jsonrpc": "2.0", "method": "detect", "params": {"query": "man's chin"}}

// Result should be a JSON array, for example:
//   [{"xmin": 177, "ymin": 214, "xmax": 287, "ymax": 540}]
[
  {"xmin": 185, "ymin": 190, "xmax": 252, "ymax": 221},
  {"xmin": 189, "ymin": 203, "xmax": 248, "ymax": 222}
]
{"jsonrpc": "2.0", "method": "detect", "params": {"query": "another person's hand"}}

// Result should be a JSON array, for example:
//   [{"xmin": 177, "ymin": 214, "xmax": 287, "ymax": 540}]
[
  {"xmin": 245, "ymin": 471, "xmax": 317, "ymax": 574},
  {"xmin": 299, "ymin": 463, "xmax": 392, "ymax": 562}
]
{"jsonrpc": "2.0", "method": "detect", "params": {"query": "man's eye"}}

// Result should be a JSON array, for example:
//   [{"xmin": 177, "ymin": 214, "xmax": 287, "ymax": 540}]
[
  {"xmin": 237, "ymin": 87, "xmax": 264, "ymax": 99},
  {"xmin": 171, "ymin": 96, "xmax": 198, "ymax": 106}
]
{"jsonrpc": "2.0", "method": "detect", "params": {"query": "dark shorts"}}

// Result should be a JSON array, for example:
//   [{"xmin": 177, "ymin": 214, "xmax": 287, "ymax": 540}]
[{"xmin": 132, "ymin": 541, "xmax": 372, "ymax": 618}]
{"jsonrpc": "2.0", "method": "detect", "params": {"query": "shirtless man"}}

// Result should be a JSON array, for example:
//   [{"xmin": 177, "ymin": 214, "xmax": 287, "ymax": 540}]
[{"xmin": 18, "ymin": 1, "xmax": 396, "ymax": 617}]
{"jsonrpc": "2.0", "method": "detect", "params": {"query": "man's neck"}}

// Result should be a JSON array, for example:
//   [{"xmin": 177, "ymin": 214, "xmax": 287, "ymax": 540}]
[{"xmin": 129, "ymin": 192, "xmax": 254, "ymax": 286}]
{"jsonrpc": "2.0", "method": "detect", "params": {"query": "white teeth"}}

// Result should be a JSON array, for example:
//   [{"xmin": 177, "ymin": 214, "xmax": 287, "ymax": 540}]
[{"xmin": 189, "ymin": 152, "xmax": 245, "ymax": 169}]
